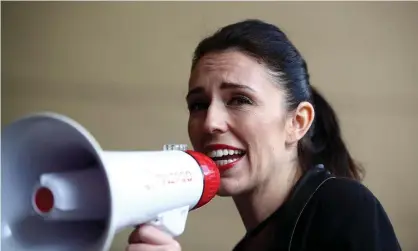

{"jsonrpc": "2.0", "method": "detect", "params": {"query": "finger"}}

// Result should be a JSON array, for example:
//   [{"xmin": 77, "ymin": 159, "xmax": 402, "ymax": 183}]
[
  {"xmin": 126, "ymin": 243, "xmax": 180, "ymax": 251},
  {"xmin": 126, "ymin": 243, "xmax": 156, "ymax": 251},
  {"xmin": 126, "ymin": 243, "xmax": 153, "ymax": 251},
  {"xmin": 128, "ymin": 225, "xmax": 176, "ymax": 245},
  {"xmin": 128, "ymin": 226, "xmax": 143, "ymax": 244}
]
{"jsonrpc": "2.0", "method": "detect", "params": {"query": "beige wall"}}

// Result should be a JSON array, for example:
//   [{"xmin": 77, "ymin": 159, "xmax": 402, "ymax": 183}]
[{"xmin": 2, "ymin": 2, "xmax": 417, "ymax": 250}]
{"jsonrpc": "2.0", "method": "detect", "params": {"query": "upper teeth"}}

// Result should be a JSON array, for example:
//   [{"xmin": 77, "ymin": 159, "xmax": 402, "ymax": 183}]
[{"xmin": 207, "ymin": 149, "xmax": 244, "ymax": 158}]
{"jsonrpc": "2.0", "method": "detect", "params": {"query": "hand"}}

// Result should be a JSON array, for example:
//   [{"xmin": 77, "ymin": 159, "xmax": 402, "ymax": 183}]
[{"xmin": 126, "ymin": 225, "xmax": 182, "ymax": 251}]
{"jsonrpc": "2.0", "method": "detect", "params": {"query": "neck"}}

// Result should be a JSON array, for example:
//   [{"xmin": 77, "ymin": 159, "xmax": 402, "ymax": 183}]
[{"xmin": 233, "ymin": 163, "xmax": 302, "ymax": 232}]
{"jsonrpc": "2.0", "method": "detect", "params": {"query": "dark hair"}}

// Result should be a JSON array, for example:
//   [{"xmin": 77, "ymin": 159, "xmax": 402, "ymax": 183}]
[{"xmin": 191, "ymin": 19, "xmax": 364, "ymax": 181}]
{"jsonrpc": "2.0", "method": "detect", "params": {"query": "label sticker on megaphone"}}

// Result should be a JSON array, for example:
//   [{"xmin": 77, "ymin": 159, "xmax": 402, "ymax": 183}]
[{"xmin": 1, "ymin": 112, "xmax": 220, "ymax": 251}]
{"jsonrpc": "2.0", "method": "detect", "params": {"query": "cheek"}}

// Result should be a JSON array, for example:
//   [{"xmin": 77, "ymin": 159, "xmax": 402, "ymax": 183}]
[
  {"xmin": 239, "ymin": 114, "xmax": 286, "ymax": 165},
  {"xmin": 261, "ymin": 119, "xmax": 287, "ymax": 154},
  {"xmin": 187, "ymin": 117, "xmax": 202, "ymax": 147},
  {"xmin": 238, "ymin": 114, "xmax": 285, "ymax": 145}
]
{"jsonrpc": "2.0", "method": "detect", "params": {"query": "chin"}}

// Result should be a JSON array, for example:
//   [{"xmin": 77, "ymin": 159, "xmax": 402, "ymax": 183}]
[{"xmin": 215, "ymin": 177, "xmax": 247, "ymax": 197}]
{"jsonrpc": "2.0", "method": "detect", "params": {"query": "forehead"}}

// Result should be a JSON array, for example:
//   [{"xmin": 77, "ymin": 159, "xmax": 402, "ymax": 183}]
[{"xmin": 188, "ymin": 50, "xmax": 272, "ymax": 90}]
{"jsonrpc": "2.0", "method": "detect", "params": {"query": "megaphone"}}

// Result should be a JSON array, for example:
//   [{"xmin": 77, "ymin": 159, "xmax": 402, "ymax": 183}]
[{"xmin": 1, "ymin": 112, "xmax": 220, "ymax": 251}]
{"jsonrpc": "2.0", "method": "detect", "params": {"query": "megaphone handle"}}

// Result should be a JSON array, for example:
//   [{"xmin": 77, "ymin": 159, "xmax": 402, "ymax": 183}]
[{"xmin": 141, "ymin": 206, "xmax": 190, "ymax": 237}]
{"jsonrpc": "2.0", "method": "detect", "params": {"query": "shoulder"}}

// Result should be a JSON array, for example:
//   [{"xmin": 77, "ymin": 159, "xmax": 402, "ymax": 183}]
[
  {"xmin": 310, "ymin": 177, "xmax": 391, "ymax": 229},
  {"xmin": 299, "ymin": 177, "xmax": 402, "ymax": 250},
  {"xmin": 314, "ymin": 177, "xmax": 380, "ymax": 211}
]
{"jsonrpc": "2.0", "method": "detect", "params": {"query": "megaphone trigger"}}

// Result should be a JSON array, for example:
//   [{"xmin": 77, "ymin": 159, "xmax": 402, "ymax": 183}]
[{"xmin": 147, "ymin": 205, "xmax": 190, "ymax": 237}]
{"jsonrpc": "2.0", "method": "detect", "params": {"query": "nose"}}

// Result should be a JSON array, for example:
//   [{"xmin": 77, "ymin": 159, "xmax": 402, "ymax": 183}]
[{"xmin": 203, "ymin": 103, "xmax": 228, "ymax": 134}]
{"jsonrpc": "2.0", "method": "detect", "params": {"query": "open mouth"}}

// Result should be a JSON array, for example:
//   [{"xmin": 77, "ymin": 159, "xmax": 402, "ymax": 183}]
[{"xmin": 206, "ymin": 147, "xmax": 246, "ymax": 171}]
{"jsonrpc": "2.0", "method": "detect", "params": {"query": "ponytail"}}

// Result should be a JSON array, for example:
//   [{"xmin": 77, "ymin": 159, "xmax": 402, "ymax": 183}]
[{"xmin": 298, "ymin": 86, "xmax": 365, "ymax": 181}]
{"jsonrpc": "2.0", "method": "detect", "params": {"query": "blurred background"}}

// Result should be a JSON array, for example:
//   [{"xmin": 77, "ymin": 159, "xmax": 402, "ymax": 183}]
[{"xmin": 2, "ymin": 1, "xmax": 417, "ymax": 250}]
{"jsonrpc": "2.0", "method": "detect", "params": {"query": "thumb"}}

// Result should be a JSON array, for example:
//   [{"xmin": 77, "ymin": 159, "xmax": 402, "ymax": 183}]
[{"xmin": 128, "ymin": 225, "xmax": 176, "ymax": 245}]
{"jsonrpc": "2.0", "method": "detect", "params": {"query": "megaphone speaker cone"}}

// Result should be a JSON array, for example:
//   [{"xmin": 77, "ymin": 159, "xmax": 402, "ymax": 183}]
[{"xmin": 1, "ymin": 113, "xmax": 114, "ymax": 251}]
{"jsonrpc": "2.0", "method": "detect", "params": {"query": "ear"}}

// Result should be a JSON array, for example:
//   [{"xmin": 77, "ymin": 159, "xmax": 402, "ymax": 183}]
[{"xmin": 285, "ymin": 102, "xmax": 315, "ymax": 145}]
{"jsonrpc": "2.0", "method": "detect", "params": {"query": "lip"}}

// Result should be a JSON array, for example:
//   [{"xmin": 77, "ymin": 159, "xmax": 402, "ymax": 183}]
[
  {"xmin": 204, "ymin": 144, "xmax": 246, "ymax": 171},
  {"xmin": 216, "ymin": 157, "xmax": 244, "ymax": 171}
]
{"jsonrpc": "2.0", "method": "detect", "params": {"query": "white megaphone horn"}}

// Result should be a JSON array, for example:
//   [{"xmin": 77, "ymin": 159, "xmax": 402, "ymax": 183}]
[{"xmin": 1, "ymin": 112, "xmax": 220, "ymax": 251}]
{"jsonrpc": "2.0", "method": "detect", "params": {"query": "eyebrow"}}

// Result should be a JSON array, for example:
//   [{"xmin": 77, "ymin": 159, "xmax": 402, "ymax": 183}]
[{"xmin": 186, "ymin": 82, "xmax": 255, "ymax": 100}]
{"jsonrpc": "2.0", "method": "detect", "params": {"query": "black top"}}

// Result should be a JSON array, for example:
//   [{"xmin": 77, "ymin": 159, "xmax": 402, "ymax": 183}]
[{"xmin": 233, "ymin": 166, "xmax": 402, "ymax": 251}]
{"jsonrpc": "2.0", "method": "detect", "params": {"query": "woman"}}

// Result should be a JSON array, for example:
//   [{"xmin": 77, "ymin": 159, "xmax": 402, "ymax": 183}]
[{"xmin": 126, "ymin": 19, "xmax": 401, "ymax": 251}]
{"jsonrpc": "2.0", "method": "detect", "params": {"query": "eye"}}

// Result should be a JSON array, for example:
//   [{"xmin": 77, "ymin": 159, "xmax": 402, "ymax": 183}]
[
  {"xmin": 188, "ymin": 101, "xmax": 209, "ymax": 112},
  {"xmin": 227, "ymin": 95, "xmax": 253, "ymax": 106}
]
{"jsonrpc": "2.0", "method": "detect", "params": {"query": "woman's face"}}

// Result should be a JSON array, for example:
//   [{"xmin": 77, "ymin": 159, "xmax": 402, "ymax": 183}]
[{"xmin": 186, "ymin": 50, "xmax": 294, "ymax": 196}]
